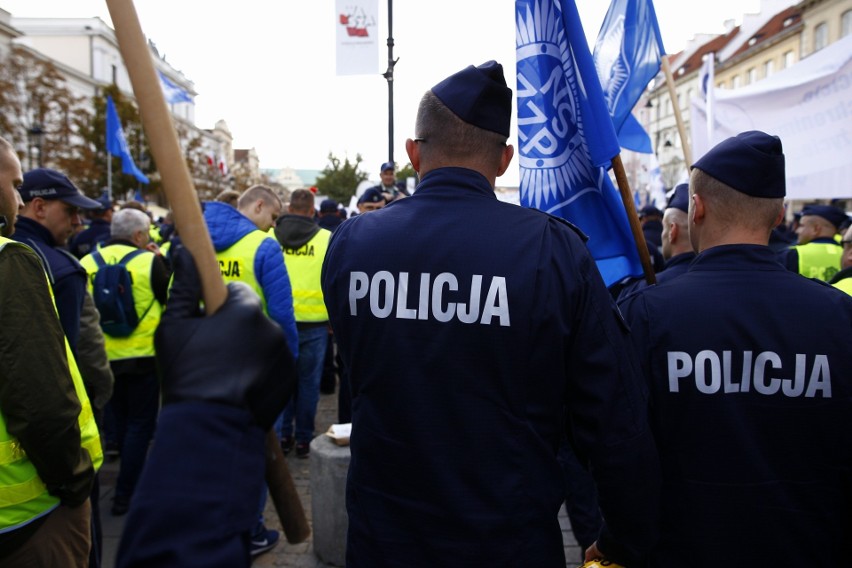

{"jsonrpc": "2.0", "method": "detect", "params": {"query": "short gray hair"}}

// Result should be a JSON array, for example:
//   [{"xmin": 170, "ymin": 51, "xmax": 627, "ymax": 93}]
[{"xmin": 111, "ymin": 208, "xmax": 150, "ymax": 240}]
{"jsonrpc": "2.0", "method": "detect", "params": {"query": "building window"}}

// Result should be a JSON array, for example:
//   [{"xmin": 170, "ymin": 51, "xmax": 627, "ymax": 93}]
[
  {"xmin": 732, "ymin": 75, "xmax": 742, "ymax": 88},
  {"xmin": 111, "ymin": 64, "xmax": 117, "ymax": 85},
  {"xmin": 814, "ymin": 22, "xmax": 828, "ymax": 52},
  {"xmin": 782, "ymin": 50, "xmax": 795, "ymax": 69},
  {"xmin": 746, "ymin": 68, "xmax": 757, "ymax": 84},
  {"xmin": 842, "ymin": 10, "xmax": 852, "ymax": 37},
  {"xmin": 763, "ymin": 60, "xmax": 774, "ymax": 78}
]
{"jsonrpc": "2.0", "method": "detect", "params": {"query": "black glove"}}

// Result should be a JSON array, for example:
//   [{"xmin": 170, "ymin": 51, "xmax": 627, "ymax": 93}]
[{"xmin": 155, "ymin": 247, "xmax": 296, "ymax": 430}]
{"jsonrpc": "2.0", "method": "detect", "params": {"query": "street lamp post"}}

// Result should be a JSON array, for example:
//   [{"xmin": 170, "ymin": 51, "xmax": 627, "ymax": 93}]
[{"xmin": 26, "ymin": 124, "xmax": 45, "ymax": 170}]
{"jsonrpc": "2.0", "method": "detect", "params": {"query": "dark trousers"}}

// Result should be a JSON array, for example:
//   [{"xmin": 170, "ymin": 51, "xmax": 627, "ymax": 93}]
[{"xmin": 111, "ymin": 361, "xmax": 160, "ymax": 502}]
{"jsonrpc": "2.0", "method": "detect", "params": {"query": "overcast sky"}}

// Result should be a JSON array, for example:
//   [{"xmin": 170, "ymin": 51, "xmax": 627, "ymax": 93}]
[{"xmin": 2, "ymin": 0, "xmax": 760, "ymax": 185}]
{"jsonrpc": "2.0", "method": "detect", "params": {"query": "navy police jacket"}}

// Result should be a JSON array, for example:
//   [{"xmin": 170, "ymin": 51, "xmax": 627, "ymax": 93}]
[
  {"xmin": 619, "ymin": 245, "xmax": 852, "ymax": 567},
  {"xmin": 322, "ymin": 167, "xmax": 660, "ymax": 567},
  {"xmin": 12, "ymin": 216, "xmax": 88, "ymax": 353},
  {"xmin": 116, "ymin": 403, "xmax": 265, "ymax": 567}
]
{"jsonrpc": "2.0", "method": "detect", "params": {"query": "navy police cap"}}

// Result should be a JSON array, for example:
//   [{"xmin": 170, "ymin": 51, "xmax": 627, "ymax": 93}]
[
  {"xmin": 358, "ymin": 187, "xmax": 385, "ymax": 205},
  {"xmin": 19, "ymin": 168, "xmax": 102, "ymax": 209},
  {"xmin": 320, "ymin": 198, "xmax": 339, "ymax": 213},
  {"xmin": 431, "ymin": 60, "xmax": 512, "ymax": 137},
  {"xmin": 692, "ymin": 130, "xmax": 785, "ymax": 198},
  {"xmin": 800, "ymin": 204, "xmax": 847, "ymax": 229},
  {"xmin": 380, "ymin": 161, "xmax": 395, "ymax": 172},
  {"xmin": 666, "ymin": 183, "xmax": 690, "ymax": 213}
]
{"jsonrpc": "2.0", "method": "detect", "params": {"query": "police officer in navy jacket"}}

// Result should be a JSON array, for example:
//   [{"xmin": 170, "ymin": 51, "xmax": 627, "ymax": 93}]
[
  {"xmin": 619, "ymin": 131, "xmax": 852, "ymax": 566},
  {"xmin": 322, "ymin": 61, "xmax": 660, "ymax": 567},
  {"xmin": 618, "ymin": 183, "xmax": 696, "ymax": 299}
]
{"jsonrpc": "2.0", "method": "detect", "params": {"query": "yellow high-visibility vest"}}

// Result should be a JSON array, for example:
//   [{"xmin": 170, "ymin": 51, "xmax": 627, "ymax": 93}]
[
  {"xmin": 794, "ymin": 241, "xmax": 843, "ymax": 281},
  {"xmin": 215, "ymin": 230, "xmax": 274, "ymax": 315},
  {"xmin": 283, "ymin": 228, "xmax": 330, "ymax": 323},
  {"xmin": 0, "ymin": 237, "xmax": 102, "ymax": 532},
  {"xmin": 80, "ymin": 244, "xmax": 162, "ymax": 360}
]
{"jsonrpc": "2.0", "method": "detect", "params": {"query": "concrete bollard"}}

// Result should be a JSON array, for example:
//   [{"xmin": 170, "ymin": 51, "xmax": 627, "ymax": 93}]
[{"xmin": 310, "ymin": 434, "xmax": 350, "ymax": 566}]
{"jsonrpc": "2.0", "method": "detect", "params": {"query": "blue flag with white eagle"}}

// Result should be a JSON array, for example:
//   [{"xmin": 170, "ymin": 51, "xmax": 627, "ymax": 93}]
[
  {"xmin": 106, "ymin": 96, "xmax": 149, "ymax": 184},
  {"xmin": 593, "ymin": 0, "xmax": 665, "ymax": 154},
  {"xmin": 515, "ymin": 0, "xmax": 642, "ymax": 286}
]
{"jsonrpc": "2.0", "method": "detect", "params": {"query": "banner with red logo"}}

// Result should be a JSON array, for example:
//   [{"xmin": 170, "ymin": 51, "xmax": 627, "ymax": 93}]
[{"xmin": 335, "ymin": 0, "xmax": 379, "ymax": 76}]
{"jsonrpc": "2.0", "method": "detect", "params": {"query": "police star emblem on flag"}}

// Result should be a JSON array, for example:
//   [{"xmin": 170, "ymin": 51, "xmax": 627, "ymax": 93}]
[{"xmin": 515, "ymin": 0, "xmax": 605, "ymax": 213}]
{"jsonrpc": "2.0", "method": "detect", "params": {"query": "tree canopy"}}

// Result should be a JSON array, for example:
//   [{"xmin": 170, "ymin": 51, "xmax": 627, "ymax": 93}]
[{"xmin": 315, "ymin": 152, "xmax": 368, "ymax": 202}]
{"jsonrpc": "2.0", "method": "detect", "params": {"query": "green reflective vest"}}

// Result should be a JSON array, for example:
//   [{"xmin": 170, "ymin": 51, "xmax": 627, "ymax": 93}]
[
  {"xmin": 80, "ymin": 244, "xmax": 163, "ymax": 360},
  {"xmin": 794, "ymin": 241, "xmax": 843, "ymax": 281},
  {"xmin": 0, "ymin": 237, "xmax": 102, "ymax": 532},
  {"xmin": 283, "ymin": 228, "xmax": 330, "ymax": 323},
  {"xmin": 215, "ymin": 230, "xmax": 273, "ymax": 315}
]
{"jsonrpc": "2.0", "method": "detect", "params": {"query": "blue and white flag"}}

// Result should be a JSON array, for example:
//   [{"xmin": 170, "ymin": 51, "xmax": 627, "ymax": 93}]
[
  {"xmin": 106, "ymin": 96, "xmax": 149, "ymax": 184},
  {"xmin": 593, "ymin": 0, "xmax": 665, "ymax": 153},
  {"xmin": 157, "ymin": 70, "xmax": 193, "ymax": 104},
  {"xmin": 516, "ymin": 0, "xmax": 642, "ymax": 286}
]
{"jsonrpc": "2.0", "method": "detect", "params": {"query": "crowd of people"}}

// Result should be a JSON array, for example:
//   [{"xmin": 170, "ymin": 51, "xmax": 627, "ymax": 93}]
[{"xmin": 0, "ymin": 57, "xmax": 851, "ymax": 568}]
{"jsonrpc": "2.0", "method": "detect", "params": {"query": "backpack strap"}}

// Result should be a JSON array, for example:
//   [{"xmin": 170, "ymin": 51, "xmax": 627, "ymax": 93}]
[
  {"xmin": 117, "ymin": 248, "xmax": 147, "ymax": 267},
  {"xmin": 123, "ymin": 249, "xmax": 157, "ymax": 324},
  {"xmin": 92, "ymin": 249, "xmax": 107, "ymax": 269}
]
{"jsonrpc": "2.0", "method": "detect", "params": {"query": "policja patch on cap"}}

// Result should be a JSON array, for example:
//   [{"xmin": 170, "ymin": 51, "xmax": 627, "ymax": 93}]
[
  {"xmin": 692, "ymin": 130, "xmax": 785, "ymax": 198},
  {"xmin": 666, "ymin": 183, "xmax": 690, "ymax": 213},
  {"xmin": 431, "ymin": 60, "xmax": 512, "ymax": 137},
  {"xmin": 19, "ymin": 168, "xmax": 103, "ymax": 209},
  {"xmin": 800, "ymin": 204, "xmax": 847, "ymax": 229}
]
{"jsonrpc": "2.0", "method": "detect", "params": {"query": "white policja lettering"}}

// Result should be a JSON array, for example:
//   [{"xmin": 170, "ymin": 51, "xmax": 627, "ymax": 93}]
[{"xmin": 348, "ymin": 271, "xmax": 511, "ymax": 326}]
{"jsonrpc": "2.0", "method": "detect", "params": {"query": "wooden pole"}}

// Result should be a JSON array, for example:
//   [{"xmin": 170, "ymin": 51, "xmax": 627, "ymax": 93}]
[
  {"xmin": 105, "ymin": 0, "xmax": 310, "ymax": 544},
  {"xmin": 612, "ymin": 154, "xmax": 655, "ymax": 285},
  {"xmin": 104, "ymin": 0, "xmax": 225, "ymax": 314},
  {"xmin": 661, "ymin": 56, "xmax": 693, "ymax": 167}
]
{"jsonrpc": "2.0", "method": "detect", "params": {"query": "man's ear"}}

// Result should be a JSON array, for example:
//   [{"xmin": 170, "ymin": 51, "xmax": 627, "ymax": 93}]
[
  {"xmin": 669, "ymin": 221, "xmax": 680, "ymax": 244},
  {"xmin": 405, "ymin": 138, "xmax": 420, "ymax": 173},
  {"xmin": 496, "ymin": 144, "xmax": 515, "ymax": 178},
  {"xmin": 691, "ymin": 193, "xmax": 706, "ymax": 225}
]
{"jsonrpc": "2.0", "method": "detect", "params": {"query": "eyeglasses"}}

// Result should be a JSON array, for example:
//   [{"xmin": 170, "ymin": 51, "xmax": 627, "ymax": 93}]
[
  {"xmin": 841, "ymin": 239, "xmax": 852, "ymax": 246},
  {"xmin": 413, "ymin": 137, "xmax": 426, "ymax": 143}
]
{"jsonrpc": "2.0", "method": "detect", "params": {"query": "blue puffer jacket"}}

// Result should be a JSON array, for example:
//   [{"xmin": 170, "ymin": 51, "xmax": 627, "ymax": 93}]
[{"xmin": 204, "ymin": 202, "xmax": 298, "ymax": 358}]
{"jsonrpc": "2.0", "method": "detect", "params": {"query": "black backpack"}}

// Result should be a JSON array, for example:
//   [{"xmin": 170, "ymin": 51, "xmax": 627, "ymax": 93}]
[{"xmin": 91, "ymin": 249, "xmax": 151, "ymax": 337}]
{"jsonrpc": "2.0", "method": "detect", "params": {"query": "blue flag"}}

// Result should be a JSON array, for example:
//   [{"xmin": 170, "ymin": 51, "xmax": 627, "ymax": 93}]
[
  {"xmin": 106, "ymin": 96, "xmax": 149, "ymax": 184},
  {"xmin": 516, "ymin": 0, "xmax": 642, "ymax": 286},
  {"xmin": 593, "ymin": 0, "xmax": 665, "ymax": 154},
  {"xmin": 158, "ymin": 70, "xmax": 193, "ymax": 104}
]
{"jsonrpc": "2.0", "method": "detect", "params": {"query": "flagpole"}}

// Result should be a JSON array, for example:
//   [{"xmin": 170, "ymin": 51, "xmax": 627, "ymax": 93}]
[
  {"xmin": 612, "ymin": 154, "xmax": 656, "ymax": 285},
  {"xmin": 106, "ymin": 0, "xmax": 310, "ymax": 544},
  {"xmin": 107, "ymin": 146, "xmax": 112, "ymax": 203},
  {"xmin": 382, "ymin": 0, "xmax": 397, "ymax": 164},
  {"xmin": 661, "ymin": 56, "xmax": 693, "ymax": 167},
  {"xmin": 705, "ymin": 52, "xmax": 715, "ymax": 148}
]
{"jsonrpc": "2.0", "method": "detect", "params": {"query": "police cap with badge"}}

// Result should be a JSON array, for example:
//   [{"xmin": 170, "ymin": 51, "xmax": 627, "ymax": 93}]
[
  {"xmin": 358, "ymin": 187, "xmax": 385, "ymax": 206},
  {"xmin": 19, "ymin": 168, "xmax": 103, "ymax": 209}
]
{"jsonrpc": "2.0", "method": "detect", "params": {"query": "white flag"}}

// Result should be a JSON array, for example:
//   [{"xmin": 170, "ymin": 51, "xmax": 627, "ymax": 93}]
[
  {"xmin": 335, "ymin": 0, "xmax": 379, "ymax": 76},
  {"xmin": 691, "ymin": 35, "xmax": 852, "ymax": 200}
]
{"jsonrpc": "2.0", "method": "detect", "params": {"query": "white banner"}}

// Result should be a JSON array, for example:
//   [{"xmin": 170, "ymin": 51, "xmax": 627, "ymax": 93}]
[
  {"xmin": 335, "ymin": 0, "xmax": 379, "ymax": 76},
  {"xmin": 691, "ymin": 34, "xmax": 852, "ymax": 200}
]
